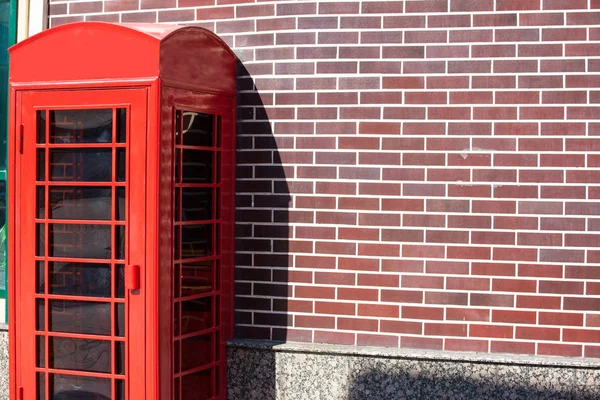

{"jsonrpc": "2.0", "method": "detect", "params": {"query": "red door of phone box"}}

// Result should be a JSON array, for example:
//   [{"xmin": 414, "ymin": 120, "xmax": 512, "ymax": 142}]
[{"xmin": 8, "ymin": 22, "xmax": 237, "ymax": 400}]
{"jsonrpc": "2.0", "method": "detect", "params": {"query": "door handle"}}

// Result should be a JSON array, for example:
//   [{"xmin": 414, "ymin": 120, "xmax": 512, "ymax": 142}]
[{"xmin": 125, "ymin": 264, "xmax": 140, "ymax": 290}]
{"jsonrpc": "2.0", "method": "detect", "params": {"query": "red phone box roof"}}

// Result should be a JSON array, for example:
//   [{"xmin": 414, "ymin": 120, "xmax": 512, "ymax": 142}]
[{"xmin": 9, "ymin": 22, "xmax": 238, "ymax": 94}]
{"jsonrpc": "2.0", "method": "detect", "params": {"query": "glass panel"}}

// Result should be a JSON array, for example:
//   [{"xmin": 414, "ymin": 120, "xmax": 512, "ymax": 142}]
[
  {"xmin": 36, "ymin": 186, "xmax": 45, "ymax": 219},
  {"xmin": 175, "ymin": 110, "xmax": 181, "ymax": 145},
  {"xmin": 49, "ymin": 300, "xmax": 111, "ymax": 336},
  {"xmin": 182, "ymin": 150, "xmax": 212, "ymax": 184},
  {"xmin": 182, "ymin": 188, "xmax": 212, "ymax": 221},
  {"xmin": 117, "ymin": 149, "xmax": 126, "ymax": 182},
  {"xmin": 36, "ymin": 149, "xmax": 46, "ymax": 181},
  {"xmin": 49, "ymin": 187, "xmax": 111, "ymax": 220},
  {"xmin": 181, "ymin": 260, "xmax": 213, "ymax": 297},
  {"xmin": 37, "ymin": 111, "xmax": 46, "ymax": 144},
  {"xmin": 182, "ymin": 112, "xmax": 213, "ymax": 147},
  {"xmin": 175, "ymin": 149, "xmax": 181, "ymax": 183},
  {"xmin": 215, "ymin": 152, "xmax": 221, "ymax": 184},
  {"xmin": 215, "ymin": 260, "xmax": 220, "ymax": 291},
  {"xmin": 174, "ymin": 302, "xmax": 180, "ymax": 337},
  {"xmin": 181, "ymin": 334, "xmax": 212, "ymax": 371},
  {"xmin": 174, "ymin": 340, "xmax": 180, "ymax": 373},
  {"xmin": 116, "ymin": 264, "xmax": 125, "ymax": 298},
  {"xmin": 116, "ymin": 303, "xmax": 125, "ymax": 337},
  {"xmin": 36, "ymin": 335, "xmax": 45, "ymax": 367},
  {"xmin": 116, "ymin": 187, "xmax": 125, "ymax": 221},
  {"xmin": 117, "ymin": 108, "xmax": 127, "ymax": 143},
  {"xmin": 182, "ymin": 224, "xmax": 212, "ymax": 259},
  {"xmin": 49, "ymin": 337, "xmax": 111, "ymax": 373},
  {"xmin": 49, "ymin": 109, "xmax": 112, "ymax": 144},
  {"xmin": 37, "ymin": 149, "xmax": 45, "ymax": 181},
  {"xmin": 37, "ymin": 373, "xmax": 45, "ymax": 400},
  {"xmin": 181, "ymin": 297, "xmax": 212, "ymax": 335},
  {"xmin": 175, "ymin": 188, "xmax": 180, "ymax": 222},
  {"xmin": 49, "ymin": 262, "xmax": 111, "ymax": 298},
  {"xmin": 36, "ymin": 223, "xmax": 45, "ymax": 256},
  {"xmin": 49, "ymin": 224, "xmax": 111, "ymax": 259},
  {"xmin": 174, "ymin": 226, "xmax": 180, "ymax": 260},
  {"xmin": 174, "ymin": 378, "xmax": 180, "ymax": 400},
  {"xmin": 36, "ymin": 261, "xmax": 45, "ymax": 294},
  {"xmin": 181, "ymin": 368, "xmax": 212, "ymax": 399},
  {"xmin": 50, "ymin": 374, "xmax": 111, "ymax": 399},
  {"xmin": 116, "ymin": 341, "xmax": 125, "ymax": 375},
  {"xmin": 116, "ymin": 226, "xmax": 125, "ymax": 260},
  {"xmin": 174, "ymin": 263, "xmax": 180, "ymax": 299},
  {"xmin": 116, "ymin": 380, "xmax": 125, "ymax": 400},
  {"xmin": 215, "ymin": 189, "xmax": 220, "ymax": 220},
  {"xmin": 36, "ymin": 299, "xmax": 44, "ymax": 331},
  {"xmin": 49, "ymin": 149, "xmax": 111, "ymax": 182},
  {"xmin": 216, "ymin": 116, "xmax": 222, "ymax": 148}
]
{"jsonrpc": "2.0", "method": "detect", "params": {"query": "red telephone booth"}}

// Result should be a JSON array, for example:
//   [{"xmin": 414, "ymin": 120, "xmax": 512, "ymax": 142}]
[{"xmin": 7, "ymin": 22, "xmax": 237, "ymax": 399}]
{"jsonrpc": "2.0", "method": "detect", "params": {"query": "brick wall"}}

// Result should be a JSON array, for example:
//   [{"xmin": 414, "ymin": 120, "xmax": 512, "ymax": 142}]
[{"xmin": 49, "ymin": 0, "xmax": 600, "ymax": 358}]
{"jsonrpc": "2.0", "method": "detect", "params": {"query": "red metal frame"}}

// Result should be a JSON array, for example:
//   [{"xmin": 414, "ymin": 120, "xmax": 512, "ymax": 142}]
[{"xmin": 9, "ymin": 22, "xmax": 237, "ymax": 400}]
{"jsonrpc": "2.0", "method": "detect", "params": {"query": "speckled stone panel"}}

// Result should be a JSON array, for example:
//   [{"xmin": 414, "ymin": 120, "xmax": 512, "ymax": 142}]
[
  {"xmin": 0, "ymin": 327, "xmax": 8, "ymax": 400},
  {"xmin": 228, "ymin": 341, "xmax": 600, "ymax": 400}
]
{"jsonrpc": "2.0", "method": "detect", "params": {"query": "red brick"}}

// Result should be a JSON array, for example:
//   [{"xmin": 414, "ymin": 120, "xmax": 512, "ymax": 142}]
[
  {"xmin": 517, "ymin": 327, "xmax": 560, "ymax": 341},
  {"xmin": 403, "ymin": 244, "xmax": 446, "ymax": 257},
  {"xmin": 429, "ymin": 15, "xmax": 471, "ymax": 28},
  {"xmin": 381, "ymin": 289, "xmax": 424, "ymax": 304},
  {"xmin": 339, "ymin": 258, "xmax": 379, "ymax": 272},
  {"xmin": 425, "ymin": 292, "xmax": 469, "ymax": 306},
  {"xmin": 338, "ymin": 317, "xmax": 378, "ymax": 332},
  {"xmin": 402, "ymin": 275, "xmax": 444, "ymax": 289},
  {"xmin": 448, "ymin": 215, "xmax": 492, "ymax": 229},
  {"xmin": 380, "ymin": 320, "xmax": 423, "ymax": 335},
  {"xmin": 565, "ymin": 298, "xmax": 600, "ymax": 312},
  {"xmin": 473, "ymin": 107, "xmax": 517, "ymax": 120},
  {"xmin": 426, "ymin": 230, "xmax": 468, "ymax": 244},
  {"xmin": 357, "ymin": 334, "xmax": 398, "ymax": 348},
  {"xmin": 451, "ymin": 0, "xmax": 493, "ymax": 11},
  {"xmin": 446, "ymin": 339, "xmax": 489, "ymax": 353},
  {"xmin": 520, "ymin": 12, "xmax": 564, "ymax": 25},
  {"xmin": 470, "ymin": 325, "xmax": 513, "ymax": 339},
  {"xmin": 447, "ymin": 246, "xmax": 491, "ymax": 260},
  {"xmin": 472, "ymin": 200, "xmax": 517, "ymax": 214},
  {"xmin": 338, "ymin": 287, "xmax": 378, "ymax": 302},
  {"xmin": 315, "ymin": 272, "xmax": 356, "ymax": 286},
  {"xmin": 471, "ymin": 293, "xmax": 514, "ymax": 307},
  {"xmin": 472, "ymin": 262, "xmax": 516, "ymax": 276},
  {"xmin": 540, "ymin": 249, "xmax": 584, "ymax": 263},
  {"xmin": 296, "ymin": 286, "xmax": 335, "ymax": 300},
  {"xmin": 498, "ymin": 0, "xmax": 540, "ymax": 9},
  {"xmin": 494, "ymin": 60, "xmax": 538, "ymax": 73},
  {"xmin": 493, "ymin": 310, "xmax": 536, "ymax": 324},
  {"xmin": 545, "ymin": 0, "xmax": 587, "ymax": 9},
  {"xmin": 496, "ymin": 29, "xmax": 539, "ymax": 42},
  {"xmin": 472, "ymin": 45, "xmax": 516, "ymax": 58},
  {"xmin": 448, "ymin": 185, "xmax": 491, "ymax": 198},
  {"xmin": 446, "ymin": 308, "xmax": 490, "ymax": 322},
  {"xmin": 382, "ymin": 259, "xmax": 424, "ymax": 273},
  {"xmin": 315, "ymin": 302, "xmax": 355, "ymax": 316},
  {"xmin": 384, "ymin": 15, "xmax": 426, "ymax": 28},
  {"xmin": 567, "ymin": 12, "xmax": 600, "ymax": 25},
  {"xmin": 382, "ymin": 229, "xmax": 424, "ymax": 243},
  {"xmin": 401, "ymin": 336, "xmax": 443, "ymax": 350},
  {"xmin": 541, "ymin": 59, "xmax": 586, "ymax": 72},
  {"xmin": 425, "ymin": 323, "xmax": 467, "ymax": 337},
  {"xmin": 426, "ymin": 261, "xmax": 469, "ymax": 275},
  {"xmin": 358, "ymin": 304, "xmax": 399, "ymax": 318},
  {"xmin": 362, "ymin": 1, "xmax": 404, "ymax": 13},
  {"xmin": 538, "ymin": 343, "xmax": 582, "ymax": 357},
  {"xmin": 402, "ymin": 306, "xmax": 444, "ymax": 320},
  {"xmin": 517, "ymin": 294, "xmax": 562, "ymax": 311},
  {"xmin": 472, "ymin": 231, "xmax": 515, "ymax": 245},
  {"xmin": 296, "ymin": 315, "xmax": 335, "ymax": 329},
  {"xmin": 296, "ymin": 256, "xmax": 336, "ymax": 270},
  {"xmin": 517, "ymin": 232, "xmax": 562, "ymax": 247},
  {"xmin": 447, "ymin": 277, "xmax": 490, "ymax": 291},
  {"xmin": 406, "ymin": 0, "xmax": 447, "ymax": 13},
  {"xmin": 339, "ymin": 228, "xmax": 379, "ymax": 241},
  {"xmin": 491, "ymin": 341, "xmax": 536, "ymax": 354},
  {"xmin": 474, "ymin": 13, "xmax": 518, "ymax": 26},
  {"xmin": 314, "ymin": 331, "xmax": 355, "ymax": 346},
  {"xmin": 518, "ymin": 264, "xmax": 562, "ymax": 278},
  {"xmin": 540, "ymin": 280, "xmax": 584, "ymax": 295},
  {"xmin": 539, "ymin": 312, "xmax": 584, "ymax": 326}
]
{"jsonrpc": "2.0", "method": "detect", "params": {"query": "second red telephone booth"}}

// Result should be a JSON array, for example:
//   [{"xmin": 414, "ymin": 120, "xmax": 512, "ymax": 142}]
[{"xmin": 8, "ymin": 22, "xmax": 237, "ymax": 399}]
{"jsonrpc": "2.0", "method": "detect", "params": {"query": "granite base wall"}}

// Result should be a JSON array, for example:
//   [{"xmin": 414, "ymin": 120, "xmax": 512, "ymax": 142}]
[
  {"xmin": 227, "ymin": 340, "xmax": 600, "ymax": 400},
  {"xmin": 0, "ymin": 325, "xmax": 7, "ymax": 400}
]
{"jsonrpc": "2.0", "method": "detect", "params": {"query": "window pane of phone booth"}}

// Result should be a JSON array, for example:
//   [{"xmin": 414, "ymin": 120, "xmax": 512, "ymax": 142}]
[
  {"xmin": 49, "ymin": 300, "xmax": 111, "ymax": 336},
  {"xmin": 49, "ymin": 149, "xmax": 112, "ymax": 182},
  {"xmin": 50, "ymin": 374, "xmax": 111, "ymax": 399},
  {"xmin": 49, "ymin": 336, "xmax": 111, "ymax": 373},
  {"xmin": 181, "ymin": 369, "xmax": 212, "ymax": 400},
  {"xmin": 49, "ymin": 187, "xmax": 112, "ymax": 220},
  {"xmin": 49, "ymin": 262, "xmax": 111, "ymax": 297},
  {"xmin": 49, "ymin": 109, "xmax": 113, "ymax": 144},
  {"xmin": 181, "ymin": 112, "xmax": 213, "ymax": 147}
]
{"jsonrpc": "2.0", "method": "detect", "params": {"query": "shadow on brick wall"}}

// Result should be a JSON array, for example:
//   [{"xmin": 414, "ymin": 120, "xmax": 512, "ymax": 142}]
[{"xmin": 235, "ymin": 63, "xmax": 290, "ymax": 339}]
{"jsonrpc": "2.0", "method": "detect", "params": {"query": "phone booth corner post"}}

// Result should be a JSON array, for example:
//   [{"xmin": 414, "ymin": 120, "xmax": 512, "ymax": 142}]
[{"xmin": 7, "ymin": 22, "xmax": 237, "ymax": 400}]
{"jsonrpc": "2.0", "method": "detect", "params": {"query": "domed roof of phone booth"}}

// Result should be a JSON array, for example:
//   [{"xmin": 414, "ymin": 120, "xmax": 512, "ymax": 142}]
[{"xmin": 9, "ymin": 22, "xmax": 238, "ymax": 94}]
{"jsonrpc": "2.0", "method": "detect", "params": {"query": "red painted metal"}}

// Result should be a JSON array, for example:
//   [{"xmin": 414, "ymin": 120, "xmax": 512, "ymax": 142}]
[{"xmin": 8, "ymin": 22, "xmax": 237, "ymax": 400}]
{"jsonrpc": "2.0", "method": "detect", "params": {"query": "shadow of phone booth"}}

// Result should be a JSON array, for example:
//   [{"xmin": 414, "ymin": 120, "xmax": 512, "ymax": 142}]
[{"xmin": 8, "ymin": 22, "xmax": 237, "ymax": 400}]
